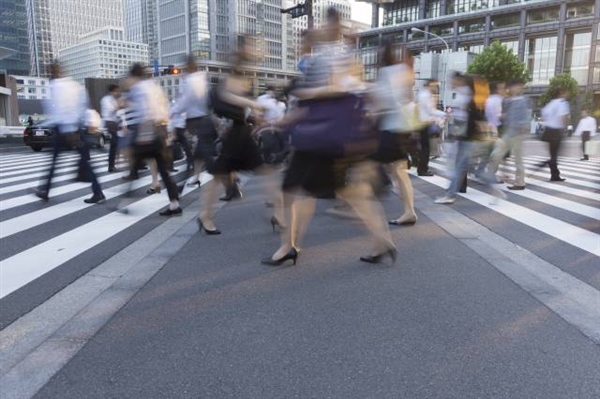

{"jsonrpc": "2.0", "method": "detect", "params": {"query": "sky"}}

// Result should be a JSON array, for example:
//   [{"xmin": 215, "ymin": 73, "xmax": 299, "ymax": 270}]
[{"xmin": 350, "ymin": 0, "xmax": 373, "ymax": 25}]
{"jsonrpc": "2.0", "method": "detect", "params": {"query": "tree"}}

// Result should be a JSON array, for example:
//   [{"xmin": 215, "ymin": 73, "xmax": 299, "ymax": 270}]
[
  {"xmin": 467, "ymin": 40, "xmax": 529, "ymax": 84},
  {"xmin": 539, "ymin": 73, "xmax": 579, "ymax": 107}
]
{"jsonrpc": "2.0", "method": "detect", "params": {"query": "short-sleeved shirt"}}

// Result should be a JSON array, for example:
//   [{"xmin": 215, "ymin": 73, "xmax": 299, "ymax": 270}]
[{"xmin": 542, "ymin": 98, "xmax": 569, "ymax": 129}]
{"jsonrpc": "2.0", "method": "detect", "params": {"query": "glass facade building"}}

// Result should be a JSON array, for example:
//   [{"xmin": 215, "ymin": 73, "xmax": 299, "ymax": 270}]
[
  {"xmin": 25, "ymin": 0, "xmax": 123, "ymax": 77},
  {"xmin": 359, "ymin": 0, "xmax": 599, "ymax": 104},
  {"xmin": 124, "ymin": 0, "xmax": 159, "ymax": 63},
  {"xmin": 0, "ymin": 0, "xmax": 30, "ymax": 75}
]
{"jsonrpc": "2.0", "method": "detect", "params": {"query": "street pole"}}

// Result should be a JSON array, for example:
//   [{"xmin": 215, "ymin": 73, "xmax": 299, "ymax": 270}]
[
  {"xmin": 307, "ymin": 0, "xmax": 314, "ymax": 30},
  {"xmin": 412, "ymin": 27, "xmax": 450, "ymax": 108}
]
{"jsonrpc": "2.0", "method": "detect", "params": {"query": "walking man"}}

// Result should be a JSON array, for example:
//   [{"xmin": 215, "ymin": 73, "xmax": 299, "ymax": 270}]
[
  {"xmin": 574, "ymin": 109, "xmax": 597, "ymax": 161},
  {"xmin": 101, "ymin": 84, "xmax": 121, "ymax": 173},
  {"xmin": 37, "ymin": 62, "xmax": 105, "ymax": 204},
  {"xmin": 485, "ymin": 80, "xmax": 531, "ymax": 190},
  {"xmin": 540, "ymin": 89, "xmax": 570, "ymax": 182}
]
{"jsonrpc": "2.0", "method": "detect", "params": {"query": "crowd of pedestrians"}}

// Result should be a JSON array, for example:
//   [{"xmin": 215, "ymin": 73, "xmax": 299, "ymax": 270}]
[{"xmin": 35, "ymin": 7, "xmax": 597, "ymax": 266}]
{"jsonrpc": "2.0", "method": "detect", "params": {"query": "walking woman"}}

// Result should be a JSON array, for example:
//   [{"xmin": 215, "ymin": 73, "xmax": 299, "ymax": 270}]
[
  {"xmin": 371, "ymin": 42, "xmax": 418, "ymax": 226},
  {"xmin": 199, "ymin": 38, "xmax": 265, "ymax": 234},
  {"xmin": 262, "ymin": 7, "xmax": 396, "ymax": 266}
]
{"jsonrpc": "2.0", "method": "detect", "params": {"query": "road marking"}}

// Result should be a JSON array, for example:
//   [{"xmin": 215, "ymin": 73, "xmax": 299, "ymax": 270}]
[
  {"xmin": 0, "ymin": 154, "xmax": 106, "ymax": 177},
  {"xmin": 429, "ymin": 159, "xmax": 600, "ymax": 202},
  {"xmin": 0, "ymin": 172, "xmax": 206, "ymax": 239},
  {"xmin": 0, "ymin": 172, "xmax": 211, "ymax": 299},
  {"xmin": 411, "ymin": 171, "xmax": 600, "ymax": 256},
  {"xmin": 0, "ymin": 153, "xmax": 105, "ymax": 175},
  {"xmin": 526, "ymin": 155, "xmax": 600, "ymax": 171},
  {"xmin": 0, "ymin": 158, "xmax": 111, "ymax": 186}
]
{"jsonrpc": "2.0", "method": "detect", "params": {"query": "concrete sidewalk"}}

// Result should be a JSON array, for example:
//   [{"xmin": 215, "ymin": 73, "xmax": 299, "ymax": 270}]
[{"xmin": 5, "ymin": 174, "xmax": 600, "ymax": 399}]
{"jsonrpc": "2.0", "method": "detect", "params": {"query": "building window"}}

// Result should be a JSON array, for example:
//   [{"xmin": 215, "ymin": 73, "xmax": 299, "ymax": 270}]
[
  {"xmin": 525, "ymin": 36, "xmax": 558, "ymax": 85},
  {"xmin": 566, "ymin": 2, "xmax": 594, "ymax": 20},
  {"xmin": 500, "ymin": 39, "xmax": 519, "ymax": 54},
  {"xmin": 527, "ymin": 8, "xmax": 560, "ymax": 25},
  {"xmin": 492, "ymin": 13, "xmax": 520, "ymax": 30},
  {"xmin": 564, "ymin": 32, "xmax": 592, "ymax": 85},
  {"xmin": 383, "ymin": 0, "xmax": 419, "ymax": 26},
  {"xmin": 427, "ymin": 1, "xmax": 441, "ymax": 18},
  {"xmin": 430, "ymin": 23, "xmax": 454, "ymax": 37},
  {"xmin": 459, "ymin": 19, "xmax": 486, "ymax": 34}
]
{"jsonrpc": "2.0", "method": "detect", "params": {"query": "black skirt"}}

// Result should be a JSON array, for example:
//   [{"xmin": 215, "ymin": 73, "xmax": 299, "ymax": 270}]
[
  {"xmin": 283, "ymin": 150, "xmax": 349, "ymax": 197},
  {"xmin": 370, "ymin": 131, "xmax": 410, "ymax": 164},
  {"xmin": 214, "ymin": 122, "xmax": 263, "ymax": 174},
  {"xmin": 187, "ymin": 116, "xmax": 218, "ymax": 173}
]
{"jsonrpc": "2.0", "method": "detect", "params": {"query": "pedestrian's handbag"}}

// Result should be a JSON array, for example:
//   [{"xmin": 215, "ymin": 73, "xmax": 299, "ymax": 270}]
[
  {"xmin": 427, "ymin": 123, "xmax": 441, "ymax": 138},
  {"xmin": 291, "ymin": 94, "xmax": 364, "ymax": 157},
  {"xmin": 209, "ymin": 82, "xmax": 246, "ymax": 123}
]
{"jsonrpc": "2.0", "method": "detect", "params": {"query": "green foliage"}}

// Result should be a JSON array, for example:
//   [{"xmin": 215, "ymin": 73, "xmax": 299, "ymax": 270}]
[
  {"xmin": 539, "ymin": 73, "xmax": 579, "ymax": 107},
  {"xmin": 466, "ymin": 41, "xmax": 529, "ymax": 84}
]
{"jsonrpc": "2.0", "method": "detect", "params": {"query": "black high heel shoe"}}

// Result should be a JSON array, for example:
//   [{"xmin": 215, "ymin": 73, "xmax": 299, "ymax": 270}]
[
  {"xmin": 197, "ymin": 218, "xmax": 221, "ymax": 235},
  {"xmin": 261, "ymin": 248, "xmax": 298, "ymax": 266},
  {"xmin": 360, "ymin": 248, "xmax": 397, "ymax": 264},
  {"xmin": 270, "ymin": 216, "xmax": 286, "ymax": 232}
]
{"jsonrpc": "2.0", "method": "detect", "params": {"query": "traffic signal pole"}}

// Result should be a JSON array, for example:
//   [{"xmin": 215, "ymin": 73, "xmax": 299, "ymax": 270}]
[{"xmin": 281, "ymin": 0, "xmax": 313, "ymax": 29}]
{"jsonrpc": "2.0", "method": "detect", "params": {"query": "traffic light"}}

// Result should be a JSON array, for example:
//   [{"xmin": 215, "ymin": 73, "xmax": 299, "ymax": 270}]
[{"xmin": 162, "ymin": 65, "xmax": 180, "ymax": 75}]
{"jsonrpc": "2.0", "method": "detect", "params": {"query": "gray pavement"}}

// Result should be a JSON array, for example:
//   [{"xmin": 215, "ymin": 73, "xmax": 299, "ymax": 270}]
[{"xmin": 29, "ymin": 175, "xmax": 600, "ymax": 399}]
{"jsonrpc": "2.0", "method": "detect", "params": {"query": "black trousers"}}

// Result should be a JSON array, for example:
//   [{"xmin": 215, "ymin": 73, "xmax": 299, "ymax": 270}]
[
  {"xmin": 544, "ymin": 127, "xmax": 564, "ymax": 179},
  {"xmin": 417, "ymin": 125, "xmax": 430, "ymax": 174},
  {"xmin": 106, "ymin": 121, "xmax": 119, "ymax": 170},
  {"xmin": 174, "ymin": 127, "xmax": 194, "ymax": 166},
  {"xmin": 581, "ymin": 131, "xmax": 591, "ymax": 159},
  {"xmin": 44, "ymin": 129, "xmax": 102, "ymax": 196}
]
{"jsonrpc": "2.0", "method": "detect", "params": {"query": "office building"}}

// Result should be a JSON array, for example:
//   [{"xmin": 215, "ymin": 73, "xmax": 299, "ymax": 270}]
[
  {"xmin": 0, "ymin": 0, "xmax": 30, "ymax": 76},
  {"xmin": 123, "ymin": 0, "xmax": 159, "ymax": 63},
  {"xmin": 12, "ymin": 75, "xmax": 50, "ymax": 100},
  {"xmin": 357, "ymin": 0, "xmax": 599, "ymax": 106},
  {"xmin": 155, "ymin": 0, "xmax": 301, "ymax": 91},
  {"xmin": 25, "ymin": 0, "xmax": 124, "ymax": 77},
  {"xmin": 59, "ymin": 27, "xmax": 148, "ymax": 82}
]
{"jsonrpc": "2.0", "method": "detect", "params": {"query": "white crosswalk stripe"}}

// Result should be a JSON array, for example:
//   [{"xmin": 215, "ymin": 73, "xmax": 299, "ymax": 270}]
[
  {"xmin": 0, "ymin": 150, "xmax": 204, "ymax": 299},
  {"xmin": 419, "ymin": 154, "xmax": 600, "ymax": 258}
]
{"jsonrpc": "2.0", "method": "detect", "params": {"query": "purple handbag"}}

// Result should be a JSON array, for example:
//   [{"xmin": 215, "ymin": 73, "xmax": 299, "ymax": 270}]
[{"xmin": 291, "ymin": 94, "xmax": 365, "ymax": 157}]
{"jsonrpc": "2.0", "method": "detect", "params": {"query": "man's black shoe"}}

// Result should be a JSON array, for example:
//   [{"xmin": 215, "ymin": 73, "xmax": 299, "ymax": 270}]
[
  {"xmin": 550, "ymin": 177, "xmax": 566, "ymax": 182},
  {"xmin": 507, "ymin": 185, "xmax": 525, "ymax": 190},
  {"xmin": 108, "ymin": 167, "xmax": 117, "ymax": 173},
  {"xmin": 418, "ymin": 171, "xmax": 434, "ymax": 177},
  {"xmin": 35, "ymin": 190, "xmax": 49, "ymax": 202},
  {"xmin": 84, "ymin": 193, "xmax": 106, "ymax": 204},
  {"xmin": 159, "ymin": 207, "xmax": 182, "ymax": 216}
]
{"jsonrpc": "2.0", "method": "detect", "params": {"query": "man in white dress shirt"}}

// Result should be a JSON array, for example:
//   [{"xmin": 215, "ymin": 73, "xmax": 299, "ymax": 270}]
[
  {"xmin": 573, "ymin": 109, "xmax": 597, "ymax": 161},
  {"xmin": 540, "ymin": 89, "xmax": 570, "ymax": 181},
  {"xmin": 101, "ymin": 84, "xmax": 121, "ymax": 173},
  {"xmin": 417, "ymin": 79, "xmax": 447, "ymax": 176},
  {"xmin": 37, "ymin": 62, "xmax": 105, "ymax": 204}
]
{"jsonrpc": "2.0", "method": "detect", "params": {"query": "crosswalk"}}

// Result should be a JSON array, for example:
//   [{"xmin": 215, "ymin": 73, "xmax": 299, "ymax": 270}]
[
  {"xmin": 1, "ymin": 149, "xmax": 598, "ymax": 302},
  {"xmin": 0, "ymin": 149, "xmax": 207, "ymax": 299},
  {"xmin": 415, "ymin": 154, "xmax": 600, "ymax": 257}
]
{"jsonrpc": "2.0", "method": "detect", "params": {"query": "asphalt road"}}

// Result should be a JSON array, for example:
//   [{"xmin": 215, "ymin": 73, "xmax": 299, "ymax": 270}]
[{"xmin": 1, "ymin": 138, "xmax": 599, "ymax": 398}]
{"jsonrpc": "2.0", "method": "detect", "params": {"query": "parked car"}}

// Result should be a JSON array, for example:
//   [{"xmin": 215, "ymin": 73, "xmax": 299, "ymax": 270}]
[{"xmin": 23, "ymin": 124, "xmax": 110, "ymax": 152}]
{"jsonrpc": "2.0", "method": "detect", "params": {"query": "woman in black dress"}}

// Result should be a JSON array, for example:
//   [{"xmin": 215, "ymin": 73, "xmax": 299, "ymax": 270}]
[{"xmin": 198, "ymin": 39, "xmax": 265, "ymax": 234}]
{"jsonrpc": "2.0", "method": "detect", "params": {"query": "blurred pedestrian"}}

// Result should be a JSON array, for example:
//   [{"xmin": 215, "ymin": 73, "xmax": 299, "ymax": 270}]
[
  {"xmin": 263, "ymin": 7, "xmax": 395, "ymax": 266},
  {"xmin": 485, "ymin": 80, "xmax": 531, "ymax": 190},
  {"xmin": 371, "ymin": 42, "xmax": 417, "ymax": 226},
  {"xmin": 120, "ymin": 63, "xmax": 180, "ymax": 216},
  {"xmin": 200, "ymin": 38, "xmax": 265, "ymax": 234},
  {"xmin": 417, "ymin": 79, "xmax": 446, "ymax": 176},
  {"xmin": 36, "ymin": 61, "xmax": 105, "ymax": 204},
  {"xmin": 540, "ymin": 89, "xmax": 570, "ymax": 181},
  {"xmin": 101, "ymin": 84, "xmax": 121, "ymax": 173},
  {"xmin": 573, "ymin": 109, "xmax": 597, "ymax": 161}
]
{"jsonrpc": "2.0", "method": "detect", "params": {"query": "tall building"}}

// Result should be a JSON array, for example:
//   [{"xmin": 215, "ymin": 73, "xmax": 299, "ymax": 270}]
[
  {"xmin": 59, "ymin": 27, "xmax": 148, "ymax": 82},
  {"xmin": 25, "ymin": 0, "xmax": 124, "ymax": 77},
  {"xmin": 0, "ymin": 0, "xmax": 30, "ymax": 75},
  {"xmin": 123, "ymin": 0, "xmax": 159, "ymax": 63},
  {"xmin": 155, "ymin": 0, "xmax": 300, "ymax": 91},
  {"xmin": 357, "ymin": 0, "xmax": 599, "ymax": 106},
  {"xmin": 12, "ymin": 75, "xmax": 50, "ymax": 100}
]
